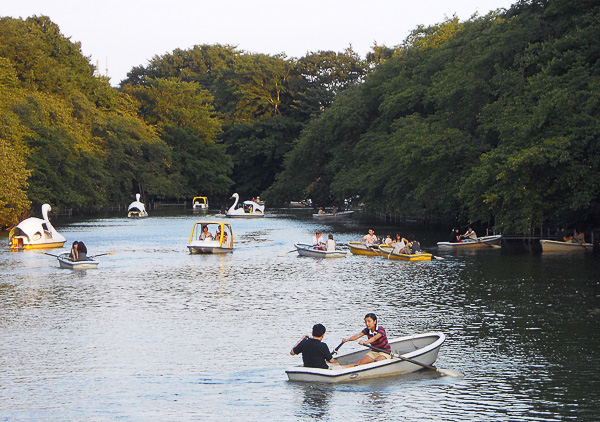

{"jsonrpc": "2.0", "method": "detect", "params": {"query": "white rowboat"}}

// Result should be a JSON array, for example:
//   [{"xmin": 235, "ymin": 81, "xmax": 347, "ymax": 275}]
[
  {"xmin": 437, "ymin": 235, "xmax": 502, "ymax": 249},
  {"xmin": 286, "ymin": 332, "xmax": 446, "ymax": 383},
  {"xmin": 312, "ymin": 210, "xmax": 354, "ymax": 219},
  {"xmin": 540, "ymin": 239, "xmax": 593, "ymax": 252},
  {"xmin": 294, "ymin": 243, "xmax": 347, "ymax": 258},
  {"xmin": 57, "ymin": 252, "xmax": 99, "ymax": 269}
]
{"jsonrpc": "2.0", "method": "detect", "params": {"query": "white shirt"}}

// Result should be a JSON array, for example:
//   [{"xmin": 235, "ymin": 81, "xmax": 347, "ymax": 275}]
[{"xmin": 326, "ymin": 239, "xmax": 336, "ymax": 251}]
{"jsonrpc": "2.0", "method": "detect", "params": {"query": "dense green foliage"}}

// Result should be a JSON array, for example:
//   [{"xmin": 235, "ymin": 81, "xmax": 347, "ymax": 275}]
[
  {"xmin": 265, "ymin": 0, "xmax": 600, "ymax": 233},
  {"xmin": 2, "ymin": 0, "xmax": 599, "ymax": 234}
]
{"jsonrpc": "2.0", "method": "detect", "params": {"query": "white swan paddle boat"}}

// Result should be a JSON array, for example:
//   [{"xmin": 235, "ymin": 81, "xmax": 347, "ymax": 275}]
[
  {"xmin": 437, "ymin": 235, "xmax": 502, "ymax": 249},
  {"xmin": 540, "ymin": 239, "xmax": 593, "ymax": 252},
  {"xmin": 378, "ymin": 244, "xmax": 433, "ymax": 261},
  {"xmin": 347, "ymin": 241, "xmax": 382, "ymax": 256},
  {"xmin": 312, "ymin": 210, "xmax": 354, "ymax": 220},
  {"xmin": 127, "ymin": 194, "xmax": 148, "ymax": 218},
  {"xmin": 294, "ymin": 243, "xmax": 347, "ymax": 258},
  {"xmin": 56, "ymin": 252, "xmax": 99, "ymax": 269},
  {"xmin": 192, "ymin": 196, "xmax": 208, "ymax": 210},
  {"xmin": 226, "ymin": 193, "xmax": 265, "ymax": 218},
  {"xmin": 8, "ymin": 204, "xmax": 66, "ymax": 250},
  {"xmin": 187, "ymin": 221, "xmax": 233, "ymax": 254},
  {"xmin": 286, "ymin": 332, "xmax": 446, "ymax": 383}
]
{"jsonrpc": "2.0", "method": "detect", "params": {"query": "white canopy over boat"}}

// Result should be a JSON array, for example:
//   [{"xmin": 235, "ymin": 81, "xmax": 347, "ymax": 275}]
[
  {"xmin": 8, "ymin": 204, "xmax": 66, "ymax": 250},
  {"xmin": 127, "ymin": 193, "xmax": 148, "ymax": 218},
  {"xmin": 226, "ymin": 193, "xmax": 265, "ymax": 218},
  {"xmin": 286, "ymin": 332, "xmax": 446, "ymax": 383}
]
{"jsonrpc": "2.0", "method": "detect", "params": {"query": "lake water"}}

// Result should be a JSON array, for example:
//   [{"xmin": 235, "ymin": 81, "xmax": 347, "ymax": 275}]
[{"xmin": 1, "ymin": 209, "xmax": 599, "ymax": 421}]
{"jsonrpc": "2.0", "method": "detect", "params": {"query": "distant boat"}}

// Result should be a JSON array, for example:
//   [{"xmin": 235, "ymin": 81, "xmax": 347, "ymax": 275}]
[
  {"xmin": 312, "ymin": 210, "xmax": 354, "ymax": 219},
  {"xmin": 192, "ymin": 196, "xmax": 208, "ymax": 210},
  {"xmin": 8, "ymin": 204, "xmax": 66, "ymax": 250},
  {"xmin": 127, "ymin": 194, "xmax": 148, "ymax": 218},
  {"xmin": 540, "ymin": 239, "xmax": 593, "ymax": 252},
  {"xmin": 437, "ymin": 235, "xmax": 502, "ymax": 249},
  {"xmin": 226, "ymin": 193, "xmax": 265, "ymax": 218}
]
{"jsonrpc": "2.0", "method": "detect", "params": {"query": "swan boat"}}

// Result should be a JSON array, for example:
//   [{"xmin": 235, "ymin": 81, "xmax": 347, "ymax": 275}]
[
  {"xmin": 56, "ymin": 252, "xmax": 99, "ymax": 269},
  {"xmin": 437, "ymin": 235, "xmax": 502, "ymax": 249},
  {"xmin": 378, "ymin": 244, "xmax": 433, "ymax": 261},
  {"xmin": 192, "ymin": 196, "xmax": 208, "ymax": 210},
  {"xmin": 540, "ymin": 239, "xmax": 593, "ymax": 252},
  {"xmin": 347, "ymin": 241, "xmax": 382, "ymax": 256},
  {"xmin": 294, "ymin": 243, "xmax": 347, "ymax": 258},
  {"xmin": 187, "ymin": 221, "xmax": 233, "ymax": 254},
  {"xmin": 226, "ymin": 193, "xmax": 265, "ymax": 218},
  {"xmin": 312, "ymin": 210, "xmax": 354, "ymax": 219},
  {"xmin": 8, "ymin": 204, "xmax": 66, "ymax": 250},
  {"xmin": 286, "ymin": 332, "xmax": 446, "ymax": 383},
  {"xmin": 127, "ymin": 193, "xmax": 148, "ymax": 218}
]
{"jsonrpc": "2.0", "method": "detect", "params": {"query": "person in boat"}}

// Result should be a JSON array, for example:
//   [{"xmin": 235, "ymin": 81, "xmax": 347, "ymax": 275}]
[
  {"xmin": 461, "ymin": 227, "xmax": 477, "ymax": 241},
  {"xmin": 326, "ymin": 234, "xmax": 336, "ymax": 251},
  {"xmin": 68, "ymin": 241, "xmax": 79, "ymax": 261},
  {"xmin": 360, "ymin": 229, "xmax": 379, "ymax": 247},
  {"xmin": 384, "ymin": 234, "xmax": 393, "ymax": 245},
  {"xmin": 332, "ymin": 205, "xmax": 337, "ymax": 215},
  {"xmin": 200, "ymin": 225, "xmax": 213, "ymax": 240},
  {"xmin": 77, "ymin": 241, "xmax": 88, "ymax": 261},
  {"xmin": 449, "ymin": 228, "xmax": 461, "ymax": 243},
  {"xmin": 573, "ymin": 229, "xmax": 585, "ymax": 244},
  {"xmin": 290, "ymin": 323, "xmax": 339, "ymax": 369},
  {"xmin": 221, "ymin": 231, "xmax": 228, "ymax": 245},
  {"xmin": 342, "ymin": 313, "xmax": 391, "ymax": 367},
  {"xmin": 318, "ymin": 207, "xmax": 326, "ymax": 215},
  {"xmin": 392, "ymin": 233, "xmax": 409, "ymax": 253},
  {"xmin": 408, "ymin": 234, "xmax": 421, "ymax": 254},
  {"xmin": 312, "ymin": 230, "xmax": 326, "ymax": 250},
  {"xmin": 555, "ymin": 227, "xmax": 572, "ymax": 242}
]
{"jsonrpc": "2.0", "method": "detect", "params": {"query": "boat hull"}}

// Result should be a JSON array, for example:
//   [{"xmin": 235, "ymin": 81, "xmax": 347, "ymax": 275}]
[
  {"xmin": 187, "ymin": 244, "xmax": 233, "ymax": 254},
  {"xmin": 10, "ymin": 237, "xmax": 66, "ymax": 250},
  {"xmin": 378, "ymin": 245, "xmax": 433, "ymax": 261},
  {"xmin": 540, "ymin": 239, "xmax": 593, "ymax": 252},
  {"xmin": 286, "ymin": 332, "xmax": 445, "ymax": 383},
  {"xmin": 437, "ymin": 235, "xmax": 502, "ymax": 249},
  {"xmin": 226, "ymin": 213, "xmax": 264, "ymax": 218},
  {"xmin": 57, "ymin": 253, "xmax": 99, "ymax": 270},
  {"xmin": 312, "ymin": 211, "xmax": 354, "ymax": 219},
  {"xmin": 294, "ymin": 243, "xmax": 347, "ymax": 258},
  {"xmin": 347, "ymin": 242, "xmax": 381, "ymax": 256}
]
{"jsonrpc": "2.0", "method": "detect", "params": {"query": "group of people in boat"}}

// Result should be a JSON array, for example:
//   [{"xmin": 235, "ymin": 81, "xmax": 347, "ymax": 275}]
[
  {"xmin": 361, "ymin": 228, "xmax": 422, "ymax": 254},
  {"xmin": 311, "ymin": 230, "xmax": 336, "ymax": 251},
  {"xmin": 448, "ymin": 227, "xmax": 478, "ymax": 243},
  {"xmin": 555, "ymin": 227, "xmax": 586, "ymax": 244},
  {"xmin": 199, "ymin": 225, "xmax": 228, "ymax": 242},
  {"xmin": 68, "ymin": 241, "xmax": 88, "ymax": 262},
  {"xmin": 291, "ymin": 313, "xmax": 391, "ymax": 369}
]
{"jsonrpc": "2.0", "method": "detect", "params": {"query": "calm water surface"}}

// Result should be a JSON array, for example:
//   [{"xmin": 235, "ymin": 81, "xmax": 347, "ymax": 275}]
[{"xmin": 1, "ymin": 209, "xmax": 599, "ymax": 421}]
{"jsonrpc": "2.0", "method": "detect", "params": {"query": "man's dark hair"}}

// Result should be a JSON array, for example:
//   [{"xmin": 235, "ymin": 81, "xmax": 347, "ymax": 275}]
[{"xmin": 312, "ymin": 323, "xmax": 326, "ymax": 337}]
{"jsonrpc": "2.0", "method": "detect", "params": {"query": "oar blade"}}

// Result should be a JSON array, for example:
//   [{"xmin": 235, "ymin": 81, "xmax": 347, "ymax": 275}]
[{"xmin": 438, "ymin": 368, "xmax": 464, "ymax": 377}]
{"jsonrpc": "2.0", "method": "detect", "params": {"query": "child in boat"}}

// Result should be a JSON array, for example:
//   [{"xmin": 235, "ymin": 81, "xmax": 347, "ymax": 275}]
[
  {"xmin": 326, "ymin": 234, "xmax": 336, "ymax": 251},
  {"xmin": 290, "ymin": 324, "xmax": 339, "ymax": 369},
  {"xmin": 342, "ymin": 313, "xmax": 391, "ymax": 367}
]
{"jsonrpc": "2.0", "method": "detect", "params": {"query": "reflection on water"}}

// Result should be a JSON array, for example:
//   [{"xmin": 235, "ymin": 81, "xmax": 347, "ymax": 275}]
[{"xmin": 0, "ymin": 209, "xmax": 599, "ymax": 421}]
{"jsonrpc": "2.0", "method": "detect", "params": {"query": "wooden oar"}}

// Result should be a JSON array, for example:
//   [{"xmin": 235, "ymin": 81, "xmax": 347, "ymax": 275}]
[
  {"xmin": 88, "ymin": 251, "xmax": 115, "ymax": 259},
  {"xmin": 364, "ymin": 344, "xmax": 463, "ymax": 377},
  {"xmin": 43, "ymin": 252, "xmax": 60, "ymax": 258}
]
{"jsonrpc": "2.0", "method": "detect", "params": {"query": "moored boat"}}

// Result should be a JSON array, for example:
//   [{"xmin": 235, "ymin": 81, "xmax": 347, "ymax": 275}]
[
  {"xmin": 294, "ymin": 243, "xmax": 347, "ymax": 258},
  {"xmin": 8, "ymin": 204, "xmax": 66, "ymax": 250},
  {"xmin": 127, "ymin": 193, "xmax": 148, "ymax": 218},
  {"xmin": 540, "ymin": 239, "xmax": 593, "ymax": 252},
  {"xmin": 226, "ymin": 193, "xmax": 265, "ymax": 218},
  {"xmin": 437, "ymin": 235, "xmax": 502, "ymax": 249},
  {"xmin": 312, "ymin": 210, "xmax": 354, "ymax": 219},
  {"xmin": 192, "ymin": 196, "xmax": 208, "ymax": 210},
  {"xmin": 347, "ymin": 241, "xmax": 381, "ymax": 256},
  {"xmin": 286, "ymin": 332, "xmax": 445, "ymax": 383},
  {"xmin": 57, "ymin": 252, "xmax": 99, "ymax": 269},
  {"xmin": 187, "ymin": 221, "xmax": 233, "ymax": 254},
  {"xmin": 378, "ymin": 244, "xmax": 433, "ymax": 261}
]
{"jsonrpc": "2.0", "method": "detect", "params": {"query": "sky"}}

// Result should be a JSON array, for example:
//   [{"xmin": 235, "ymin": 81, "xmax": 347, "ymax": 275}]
[{"xmin": 3, "ymin": 0, "xmax": 516, "ymax": 86}]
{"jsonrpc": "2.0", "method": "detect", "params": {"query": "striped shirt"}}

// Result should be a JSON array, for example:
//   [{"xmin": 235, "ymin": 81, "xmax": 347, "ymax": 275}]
[{"xmin": 362, "ymin": 326, "xmax": 390, "ymax": 352}]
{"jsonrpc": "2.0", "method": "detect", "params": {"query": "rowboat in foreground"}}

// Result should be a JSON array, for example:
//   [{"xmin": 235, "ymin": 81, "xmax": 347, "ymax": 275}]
[
  {"xmin": 187, "ymin": 221, "xmax": 233, "ymax": 254},
  {"xmin": 294, "ymin": 243, "xmax": 347, "ymax": 258},
  {"xmin": 437, "ymin": 235, "xmax": 502, "ymax": 249},
  {"xmin": 378, "ymin": 244, "xmax": 433, "ymax": 261},
  {"xmin": 312, "ymin": 210, "xmax": 354, "ymax": 219},
  {"xmin": 540, "ymin": 239, "xmax": 593, "ymax": 252},
  {"xmin": 57, "ymin": 252, "xmax": 99, "ymax": 269},
  {"xmin": 8, "ymin": 204, "xmax": 66, "ymax": 250},
  {"xmin": 347, "ymin": 241, "xmax": 381, "ymax": 256},
  {"xmin": 286, "ymin": 332, "xmax": 446, "ymax": 383}
]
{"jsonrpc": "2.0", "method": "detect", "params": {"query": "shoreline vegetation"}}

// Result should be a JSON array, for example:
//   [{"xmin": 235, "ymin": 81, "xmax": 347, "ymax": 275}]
[{"xmin": 1, "ymin": 0, "xmax": 599, "ymax": 235}]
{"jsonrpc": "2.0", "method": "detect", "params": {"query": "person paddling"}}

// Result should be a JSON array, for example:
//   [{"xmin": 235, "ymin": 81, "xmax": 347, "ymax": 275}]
[
  {"xmin": 290, "ymin": 324, "xmax": 339, "ymax": 369},
  {"xmin": 342, "ymin": 313, "xmax": 391, "ymax": 367}
]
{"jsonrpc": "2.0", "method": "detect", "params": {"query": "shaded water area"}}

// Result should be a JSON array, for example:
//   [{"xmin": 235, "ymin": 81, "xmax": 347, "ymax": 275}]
[{"xmin": 1, "ymin": 208, "xmax": 599, "ymax": 421}]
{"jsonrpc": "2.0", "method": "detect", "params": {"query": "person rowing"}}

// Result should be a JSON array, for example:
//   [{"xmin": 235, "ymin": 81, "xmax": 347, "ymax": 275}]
[{"xmin": 341, "ymin": 313, "xmax": 391, "ymax": 367}]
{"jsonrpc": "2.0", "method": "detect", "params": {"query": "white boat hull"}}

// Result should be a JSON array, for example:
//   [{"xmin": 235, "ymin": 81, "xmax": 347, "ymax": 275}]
[
  {"xmin": 57, "ymin": 253, "xmax": 99, "ymax": 269},
  {"xmin": 187, "ymin": 242, "xmax": 232, "ymax": 254},
  {"xmin": 312, "ymin": 211, "xmax": 354, "ymax": 219},
  {"xmin": 540, "ymin": 239, "xmax": 593, "ymax": 252},
  {"xmin": 437, "ymin": 235, "xmax": 502, "ymax": 249},
  {"xmin": 294, "ymin": 243, "xmax": 347, "ymax": 258},
  {"xmin": 286, "ymin": 332, "xmax": 445, "ymax": 383}
]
